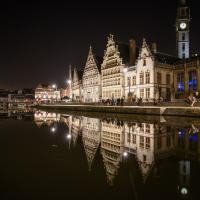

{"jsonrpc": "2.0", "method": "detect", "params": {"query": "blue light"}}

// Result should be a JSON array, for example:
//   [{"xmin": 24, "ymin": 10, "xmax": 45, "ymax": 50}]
[
  {"xmin": 189, "ymin": 133, "xmax": 198, "ymax": 142},
  {"xmin": 178, "ymin": 130, "xmax": 185, "ymax": 138}
]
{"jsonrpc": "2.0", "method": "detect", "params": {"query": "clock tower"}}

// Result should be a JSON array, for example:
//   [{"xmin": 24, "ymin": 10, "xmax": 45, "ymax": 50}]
[{"xmin": 176, "ymin": 0, "xmax": 190, "ymax": 59}]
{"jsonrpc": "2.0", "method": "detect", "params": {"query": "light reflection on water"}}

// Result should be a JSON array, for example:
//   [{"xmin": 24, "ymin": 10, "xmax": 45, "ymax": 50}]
[{"xmin": 0, "ymin": 110, "xmax": 200, "ymax": 199}]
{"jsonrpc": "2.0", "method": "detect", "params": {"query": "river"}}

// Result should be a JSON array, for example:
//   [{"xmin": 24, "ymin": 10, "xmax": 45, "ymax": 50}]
[{"xmin": 0, "ymin": 109, "xmax": 199, "ymax": 199}]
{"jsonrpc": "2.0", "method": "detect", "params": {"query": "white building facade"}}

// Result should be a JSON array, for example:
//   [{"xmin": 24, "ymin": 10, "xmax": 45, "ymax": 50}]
[
  {"xmin": 35, "ymin": 84, "xmax": 61, "ymax": 103},
  {"xmin": 124, "ymin": 39, "xmax": 175, "ymax": 101},
  {"xmin": 101, "ymin": 34, "xmax": 128, "ymax": 100},
  {"xmin": 82, "ymin": 46, "xmax": 102, "ymax": 102}
]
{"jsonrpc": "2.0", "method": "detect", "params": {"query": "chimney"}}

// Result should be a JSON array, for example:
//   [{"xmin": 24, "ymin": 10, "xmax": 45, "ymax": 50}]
[
  {"xmin": 129, "ymin": 39, "xmax": 137, "ymax": 66},
  {"xmin": 152, "ymin": 43, "xmax": 157, "ymax": 54}
]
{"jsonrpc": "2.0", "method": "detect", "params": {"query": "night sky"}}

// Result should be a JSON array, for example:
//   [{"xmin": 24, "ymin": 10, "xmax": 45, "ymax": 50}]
[{"xmin": 1, "ymin": 0, "xmax": 200, "ymax": 89}]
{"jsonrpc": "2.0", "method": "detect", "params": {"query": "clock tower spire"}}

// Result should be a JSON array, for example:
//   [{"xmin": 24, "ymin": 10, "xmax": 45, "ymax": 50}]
[{"xmin": 176, "ymin": 0, "xmax": 190, "ymax": 59}]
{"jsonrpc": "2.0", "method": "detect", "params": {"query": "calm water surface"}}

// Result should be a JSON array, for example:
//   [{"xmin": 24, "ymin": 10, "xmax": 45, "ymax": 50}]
[{"xmin": 0, "ymin": 110, "xmax": 200, "ymax": 200}]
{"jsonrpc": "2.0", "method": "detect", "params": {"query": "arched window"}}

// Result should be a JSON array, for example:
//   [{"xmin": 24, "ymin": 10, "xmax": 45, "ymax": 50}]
[
  {"xmin": 145, "ymin": 71, "xmax": 150, "ymax": 84},
  {"xmin": 189, "ymin": 71, "xmax": 197, "ymax": 91},
  {"xmin": 140, "ymin": 72, "xmax": 144, "ymax": 84}
]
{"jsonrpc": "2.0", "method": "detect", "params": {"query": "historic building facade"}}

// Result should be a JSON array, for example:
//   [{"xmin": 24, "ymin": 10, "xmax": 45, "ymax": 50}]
[
  {"xmin": 82, "ymin": 46, "xmax": 102, "ymax": 102},
  {"xmin": 35, "ymin": 84, "xmax": 61, "ymax": 103},
  {"xmin": 174, "ymin": 56, "xmax": 200, "ymax": 99},
  {"xmin": 70, "ymin": 0, "xmax": 199, "ymax": 102},
  {"xmin": 71, "ymin": 67, "xmax": 83, "ymax": 101},
  {"xmin": 124, "ymin": 39, "xmax": 176, "ymax": 101},
  {"xmin": 101, "ymin": 34, "xmax": 129, "ymax": 100}
]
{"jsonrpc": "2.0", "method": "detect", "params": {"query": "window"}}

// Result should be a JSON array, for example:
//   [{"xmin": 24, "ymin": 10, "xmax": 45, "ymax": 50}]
[
  {"xmin": 140, "ymin": 72, "xmax": 144, "ymax": 84},
  {"xmin": 146, "ymin": 124, "xmax": 150, "ymax": 133},
  {"xmin": 140, "ymin": 89, "xmax": 144, "ymax": 98},
  {"xmin": 132, "ymin": 76, "xmax": 136, "ymax": 86},
  {"xmin": 189, "ymin": 71, "xmax": 197, "ymax": 91},
  {"xmin": 182, "ymin": 53, "xmax": 185, "ymax": 59},
  {"xmin": 182, "ymin": 33, "xmax": 185, "ymax": 40},
  {"xmin": 145, "ymin": 71, "xmax": 150, "ymax": 84},
  {"xmin": 182, "ymin": 43, "xmax": 185, "ymax": 51},
  {"xmin": 146, "ymin": 88, "xmax": 150, "ymax": 99},
  {"xmin": 166, "ymin": 74, "xmax": 171, "ymax": 85},
  {"xmin": 132, "ymin": 134, "xmax": 136, "ymax": 144},
  {"xmin": 177, "ymin": 72, "xmax": 185, "ymax": 92},
  {"xmin": 140, "ymin": 136, "xmax": 144, "ymax": 148},
  {"xmin": 157, "ymin": 72, "xmax": 162, "ymax": 84},
  {"xmin": 143, "ymin": 59, "xmax": 146, "ymax": 66},
  {"xmin": 146, "ymin": 137, "xmax": 150, "ymax": 149}
]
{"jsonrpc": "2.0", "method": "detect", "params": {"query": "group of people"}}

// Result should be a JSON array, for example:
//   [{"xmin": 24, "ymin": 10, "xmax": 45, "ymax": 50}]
[{"xmin": 101, "ymin": 98, "xmax": 124, "ymax": 106}]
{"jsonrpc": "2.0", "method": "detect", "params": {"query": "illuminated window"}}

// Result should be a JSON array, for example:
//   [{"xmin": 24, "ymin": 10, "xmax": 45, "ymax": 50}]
[
  {"xmin": 140, "ymin": 72, "xmax": 144, "ymax": 84},
  {"xmin": 146, "ymin": 137, "xmax": 150, "ymax": 149},
  {"xmin": 132, "ymin": 134, "xmax": 136, "ymax": 144},
  {"xmin": 146, "ymin": 88, "xmax": 150, "ymax": 99},
  {"xmin": 145, "ymin": 71, "xmax": 150, "ymax": 84},
  {"xmin": 140, "ymin": 89, "xmax": 144, "ymax": 98},
  {"xmin": 177, "ymin": 72, "xmax": 184, "ymax": 92},
  {"xmin": 189, "ymin": 71, "xmax": 197, "ymax": 91},
  {"xmin": 146, "ymin": 124, "xmax": 150, "ymax": 133},
  {"xmin": 132, "ymin": 76, "xmax": 136, "ymax": 86},
  {"xmin": 140, "ymin": 136, "xmax": 144, "ymax": 148},
  {"xmin": 127, "ymin": 133, "xmax": 131, "ymax": 143}
]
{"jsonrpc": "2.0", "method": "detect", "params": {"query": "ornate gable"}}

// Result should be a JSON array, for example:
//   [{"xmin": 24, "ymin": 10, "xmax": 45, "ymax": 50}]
[
  {"xmin": 137, "ymin": 38, "xmax": 154, "ymax": 63},
  {"xmin": 101, "ymin": 34, "xmax": 123, "ymax": 69},
  {"xmin": 83, "ymin": 46, "xmax": 100, "ymax": 77}
]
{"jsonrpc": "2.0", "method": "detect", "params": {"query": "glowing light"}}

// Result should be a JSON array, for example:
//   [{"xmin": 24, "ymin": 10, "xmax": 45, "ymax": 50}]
[
  {"xmin": 67, "ymin": 80, "xmax": 72, "ymax": 84},
  {"xmin": 66, "ymin": 134, "xmax": 72, "ymax": 139},
  {"xmin": 123, "ymin": 68, "xmax": 128, "ymax": 73},
  {"xmin": 181, "ymin": 187, "xmax": 188, "ymax": 195},
  {"xmin": 51, "ymin": 127, "xmax": 56, "ymax": 133},
  {"xmin": 123, "ymin": 152, "xmax": 128, "ymax": 157},
  {"xmin": 52, "ymin": 84, "xmax": 56, "ymax": 89}
]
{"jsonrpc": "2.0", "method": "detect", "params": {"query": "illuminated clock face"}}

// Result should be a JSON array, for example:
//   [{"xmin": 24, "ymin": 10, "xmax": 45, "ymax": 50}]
[{"xmin": 180, "ymin": 22, "xmax": 187, "ymax": 30}]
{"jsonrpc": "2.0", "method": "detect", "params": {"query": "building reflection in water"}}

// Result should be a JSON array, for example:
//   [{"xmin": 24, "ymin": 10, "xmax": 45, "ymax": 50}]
[
  {"xmin": 34, "ymin": 111, "xmax": 61, "ymax": 128},
  {"xmin": 34, "ymin": 112, "xmax": 200, "ymax": 197},
  {"xmin": 82, "ymin": 117, "xmax": 101, "ymax": 171}
]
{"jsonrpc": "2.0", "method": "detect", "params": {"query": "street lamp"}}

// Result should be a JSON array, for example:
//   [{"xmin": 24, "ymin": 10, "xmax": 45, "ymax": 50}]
[
  {"xmin": 52, "ymin": 84, "xmax": 58, "ymax": 103},
  {"xmin": 67, "ymin": 79, "xmax": 72, "ymax": 100},
  {"xmin": 52, "ymin": 84, "xmax": 56, "ymax": 89}
]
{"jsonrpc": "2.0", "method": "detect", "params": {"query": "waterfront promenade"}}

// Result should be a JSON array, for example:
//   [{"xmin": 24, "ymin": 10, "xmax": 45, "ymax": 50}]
[{"xmin": 38, "ymin": 103, "xmax": 200, "ymax": 117}]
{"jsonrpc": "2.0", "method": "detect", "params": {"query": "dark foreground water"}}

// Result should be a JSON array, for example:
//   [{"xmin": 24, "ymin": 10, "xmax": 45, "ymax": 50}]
[{"xmin": 0, "ymin": 110, "xmax": 200, "ymax": 200}]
